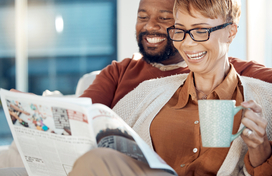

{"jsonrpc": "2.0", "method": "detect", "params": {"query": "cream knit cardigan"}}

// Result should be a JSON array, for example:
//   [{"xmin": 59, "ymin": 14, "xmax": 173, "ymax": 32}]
[{"xmin": 113, "ymin": 73, "xmax": 272, "ymax": 176}]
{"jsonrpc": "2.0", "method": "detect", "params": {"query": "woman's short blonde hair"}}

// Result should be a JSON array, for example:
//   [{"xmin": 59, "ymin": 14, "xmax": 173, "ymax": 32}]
[{"xmin": 173, "ymin": 0, "xmax": 241, "ymax": 24}]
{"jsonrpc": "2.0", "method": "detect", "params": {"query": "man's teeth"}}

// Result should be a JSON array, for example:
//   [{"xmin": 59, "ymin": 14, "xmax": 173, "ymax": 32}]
[
  {"xmin": 146, "ymin": 37, "xmax": 165, "ymax": 44},
  {"xmin": 187, "ymin": 51, "xmax": 207, "ymax": 60}
]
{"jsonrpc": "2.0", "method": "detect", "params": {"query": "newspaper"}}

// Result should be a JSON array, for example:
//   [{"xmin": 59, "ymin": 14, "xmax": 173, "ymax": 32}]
[{"xmin": 0, "ymin": 89, "xmax": 177, "ymax": 176}]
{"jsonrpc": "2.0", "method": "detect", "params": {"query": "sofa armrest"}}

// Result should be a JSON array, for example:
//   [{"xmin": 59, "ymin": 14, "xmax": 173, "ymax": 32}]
[
  {"xmin": 75, "ymin": 70, "xmax": 101, "ymax": 96},
  {"xmin": 0, "ymin": 141, "xmax": 24, "ymax": 168},
  {"xmin": 0, "ymin": 167, "xmax": 28, "ymax": 176}
]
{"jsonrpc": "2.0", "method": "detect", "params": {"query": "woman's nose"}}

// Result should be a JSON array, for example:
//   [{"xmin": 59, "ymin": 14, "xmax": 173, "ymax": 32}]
[{"xmin": 182, "ymin": 33, "xmax": 197, "ymax": 47}]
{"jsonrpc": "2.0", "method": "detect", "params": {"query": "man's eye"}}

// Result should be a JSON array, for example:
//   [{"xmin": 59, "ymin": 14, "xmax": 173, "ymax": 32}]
[
  {"xmin": 160, "ymin": 17, "xmax": 171, "ymax": 20},
  {"xmin": 138, "ymin": 16, "xmax": 147, "ymax": 19}
]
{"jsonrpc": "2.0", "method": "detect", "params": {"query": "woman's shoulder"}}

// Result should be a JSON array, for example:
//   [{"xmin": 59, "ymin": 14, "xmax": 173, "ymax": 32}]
[
  {"xmin": 239, "ymin": 75, "xmax": 272, "ymax": 86},
  {"xmin": 239, "ymin": 75, "xmax": 272, "ymax": 96},
  {"xmin": 240, "ymin": 75, "xmax": 272, "ymax": 114},
  {"xmin": 139, "ymin": 72, "xmax": 189, "ymax": 86}
]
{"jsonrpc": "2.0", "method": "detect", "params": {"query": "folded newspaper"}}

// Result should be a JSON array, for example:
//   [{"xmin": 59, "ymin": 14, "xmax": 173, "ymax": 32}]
[{"xmin": 0, "ymin": 89, "xmax": 177, "ymax": 176}]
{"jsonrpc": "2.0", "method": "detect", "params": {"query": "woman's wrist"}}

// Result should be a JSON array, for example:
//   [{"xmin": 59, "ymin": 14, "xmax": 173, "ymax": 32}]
[{"xmin": 248, "ymin": 137, "xmax": 272, "ymax": 167}]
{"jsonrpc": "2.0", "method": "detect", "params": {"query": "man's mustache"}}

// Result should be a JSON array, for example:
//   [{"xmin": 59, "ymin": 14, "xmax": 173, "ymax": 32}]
[{"xmin": 138, "ymin": 31, "xmax": 168, "ymax": 39}]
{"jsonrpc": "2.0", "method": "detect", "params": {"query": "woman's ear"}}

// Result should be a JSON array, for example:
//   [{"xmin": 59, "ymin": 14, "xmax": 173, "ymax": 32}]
[{"xmin": 227, "ymin": 24, "xmax": 238, "ymax": 43}]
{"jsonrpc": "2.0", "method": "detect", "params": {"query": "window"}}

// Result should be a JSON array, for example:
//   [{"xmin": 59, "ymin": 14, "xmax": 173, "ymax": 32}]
[
  {"xmin": 247, "ymin": 0, "xmax": 272, "ymax": 67},
  {"xmin": 0, "ymin": 0, "xmax": 117, "ymax": 145}
]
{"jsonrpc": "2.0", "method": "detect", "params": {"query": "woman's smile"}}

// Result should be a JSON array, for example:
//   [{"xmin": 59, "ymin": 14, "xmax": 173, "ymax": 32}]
[{"xmin": 185, "ymin": 51, "xmax": 207, "ymax": 62}]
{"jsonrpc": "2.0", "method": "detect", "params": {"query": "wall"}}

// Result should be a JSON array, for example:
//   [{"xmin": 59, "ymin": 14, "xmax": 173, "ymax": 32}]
[
  {"xmin": 117, "ymin": 0, "xmax": 140, "ymax": 61},
  {"xmin": 247, "ymin": 0, "xmax": 266, "ymax": 65},
  {"xmin": 228, "ymin": 0, "xmax": 247, "ymax": 61}
]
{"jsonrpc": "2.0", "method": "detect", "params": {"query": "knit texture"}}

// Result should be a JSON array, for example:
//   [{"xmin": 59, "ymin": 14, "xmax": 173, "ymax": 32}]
[{"xmin": 113, "ymin": 73, "xmax": 272, "ymax": 176}]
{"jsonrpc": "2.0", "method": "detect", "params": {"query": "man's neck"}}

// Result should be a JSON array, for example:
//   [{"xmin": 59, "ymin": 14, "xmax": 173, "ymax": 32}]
[{"xmin": 159, "ymin": 52, "xmax": 184, "ymax": 65}]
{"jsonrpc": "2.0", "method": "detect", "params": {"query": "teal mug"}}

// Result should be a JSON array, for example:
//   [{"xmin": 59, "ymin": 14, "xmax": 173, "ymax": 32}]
[{"xmin": 198, "ymin": 100, "xmax": 245, "ymax": 147}]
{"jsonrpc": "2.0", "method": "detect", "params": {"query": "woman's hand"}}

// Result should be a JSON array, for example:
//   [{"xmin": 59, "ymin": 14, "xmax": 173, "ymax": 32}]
[
  {"xmin": 10, "ymin": 89, "xmax": 23, "ymax": 93},
  {"xmin": 10, "ymin": 88, "xmax": 36, "ymax": 96},
  {"xmin": 241, "ymin": 100, "xmax": 272, "ymax": 167}
]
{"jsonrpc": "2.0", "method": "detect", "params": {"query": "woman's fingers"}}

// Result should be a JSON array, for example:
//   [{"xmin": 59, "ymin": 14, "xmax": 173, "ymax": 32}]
[
  {"xmin": 242, "ymin": 117, "xmax": 266, "ymax": 138},
  {"xmin": 241, "ymin": 100, "xmax": 268, "ymax": 149},
  {"xmin": 10, "ymin": 89, "xmax": 23, "ymax": 93},
  {"xmin": 241, "ymin": 100, "xmax": 262, "ymax": 113},
  {"xmin": 241, "ymin": 100, "xmax": 267, "ymax": 136}
]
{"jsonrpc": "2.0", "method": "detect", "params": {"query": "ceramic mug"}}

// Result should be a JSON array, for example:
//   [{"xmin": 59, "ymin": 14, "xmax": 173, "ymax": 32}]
[{"xmin": 198, "ymin": 100, "xmax": 245, "ymax": 147}]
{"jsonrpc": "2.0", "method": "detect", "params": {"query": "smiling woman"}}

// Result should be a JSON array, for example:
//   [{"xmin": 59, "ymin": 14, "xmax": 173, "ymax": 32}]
[
  {"xmin": 149, "ymin": 0, "xmax": 272, "ymax": 175},
  {"xmin": 171, "ymin": 2, "xmax": 239, "ymax": 80}
]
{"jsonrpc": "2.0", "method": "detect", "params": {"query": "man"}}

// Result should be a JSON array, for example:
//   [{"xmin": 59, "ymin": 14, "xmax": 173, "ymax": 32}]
[{"xmin": 80, "ymin": 0, "xmax": 272, "ymax": 109}]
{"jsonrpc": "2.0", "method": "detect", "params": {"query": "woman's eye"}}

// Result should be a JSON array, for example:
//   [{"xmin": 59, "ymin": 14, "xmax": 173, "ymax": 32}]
[
  {"xmin": 175, "ymin": 30, "xmax": 184, "ymax": 34},
  {"xmin": 196, "ymin": 30, "xmax": 208, "ymax": 34}
]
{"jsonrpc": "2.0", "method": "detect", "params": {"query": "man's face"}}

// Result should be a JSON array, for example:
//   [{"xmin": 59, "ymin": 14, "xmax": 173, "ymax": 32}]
[{"xmin": 136, "ymin": 0, "xmax": 178, "ymax": 63}]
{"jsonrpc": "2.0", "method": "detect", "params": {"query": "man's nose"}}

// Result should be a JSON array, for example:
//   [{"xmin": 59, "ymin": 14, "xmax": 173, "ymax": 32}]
[{"xmin": 144, "ymin": 18, "xmax": 160, "ymax": 31}]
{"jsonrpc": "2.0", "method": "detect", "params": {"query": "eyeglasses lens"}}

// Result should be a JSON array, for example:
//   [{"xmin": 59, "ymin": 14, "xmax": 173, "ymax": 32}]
[
  {"xmin": 169, "ymin": 29, "xmax": 209, "ymax": 42},
  {"xmin": 191, "ymin": 29, "xmax": 209, "ymax": 41}
]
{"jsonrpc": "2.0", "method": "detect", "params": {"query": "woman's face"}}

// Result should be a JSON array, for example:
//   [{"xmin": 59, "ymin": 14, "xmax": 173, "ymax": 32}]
[{"xmin": 173, "ymin": 8, "xmax": 233, "ymax": 75}]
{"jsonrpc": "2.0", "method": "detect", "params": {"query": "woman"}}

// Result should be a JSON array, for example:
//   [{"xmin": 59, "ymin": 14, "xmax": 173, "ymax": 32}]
[
  {"xmin": 163, "ymin": 0, "xmax": 272, "ymax": 175},
  {"xmin": 113, "ymin": 0, "xmax": 272, "ymax": 175},
  {"xmin": 70, "ymin": 0, "xmax": 272, "ymax": 175}
]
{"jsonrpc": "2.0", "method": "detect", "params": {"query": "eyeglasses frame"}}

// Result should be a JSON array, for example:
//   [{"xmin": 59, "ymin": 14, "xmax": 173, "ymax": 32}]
[{"xmin": 167, "ymin": 22, "xmax": 233, "ymax": 42}]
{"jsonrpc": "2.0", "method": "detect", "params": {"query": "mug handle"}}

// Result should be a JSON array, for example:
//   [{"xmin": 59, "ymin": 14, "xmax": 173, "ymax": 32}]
[{"xmin": 231, "ymin": 106, "xmax": 246, "ymax": 142}]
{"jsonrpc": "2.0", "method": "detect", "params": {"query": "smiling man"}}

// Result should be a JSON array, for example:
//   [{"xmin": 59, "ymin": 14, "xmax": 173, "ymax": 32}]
[
  {"xmin": 136, "ymin": 0, "xmax": 181, "ymax": 64},
  {"xmin": 80, "ymin": 0, "xmax": 272, "ymax": 109}
]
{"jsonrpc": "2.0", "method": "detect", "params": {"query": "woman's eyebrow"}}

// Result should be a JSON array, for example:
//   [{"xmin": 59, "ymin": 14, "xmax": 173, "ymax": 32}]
[
  {"xmin": 174, "ymin": 22, "xmax": 210, "ymax": 27},
  {"xmin": 174, "ymin": 23, "xmax": 184, "ymax": 27}
]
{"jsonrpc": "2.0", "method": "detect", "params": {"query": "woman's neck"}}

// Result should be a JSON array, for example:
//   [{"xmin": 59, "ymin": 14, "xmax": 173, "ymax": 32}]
[{"xmin": 194, "ymin": 61, "xmax": 230, "ymax": 96}]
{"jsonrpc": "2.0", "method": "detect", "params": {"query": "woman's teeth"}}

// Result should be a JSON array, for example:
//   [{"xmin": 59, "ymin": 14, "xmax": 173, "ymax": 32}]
[
  {"xmin": 146, "ymin": 37, "xmax": 165, "ymax": 44},
  {"xmin": 187, "ymin": 51, "xmax": 207, "ymax": 60}
]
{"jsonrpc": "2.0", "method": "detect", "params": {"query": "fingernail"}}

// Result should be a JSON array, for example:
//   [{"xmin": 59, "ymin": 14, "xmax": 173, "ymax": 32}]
[{"xmin": 241, "ymin": 102, "xmax": 248, "ymax": 105}]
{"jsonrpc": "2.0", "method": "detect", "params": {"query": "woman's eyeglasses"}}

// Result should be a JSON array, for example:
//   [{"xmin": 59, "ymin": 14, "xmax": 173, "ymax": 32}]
[{"xmin": 167, "ymin": 22, "xmax": 233, "ymax": 42}]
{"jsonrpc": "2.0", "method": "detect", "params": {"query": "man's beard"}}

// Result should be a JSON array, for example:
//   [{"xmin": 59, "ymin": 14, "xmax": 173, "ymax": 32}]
[{"xmin": 137, "ymin": 31, "xmax": 178, "ymax": 63}]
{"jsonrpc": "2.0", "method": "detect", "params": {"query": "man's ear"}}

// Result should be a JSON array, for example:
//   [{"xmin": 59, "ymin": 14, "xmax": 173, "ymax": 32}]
[{"xmin": 227, "ymin": 24, "xmax": 238, "ymax": 43}]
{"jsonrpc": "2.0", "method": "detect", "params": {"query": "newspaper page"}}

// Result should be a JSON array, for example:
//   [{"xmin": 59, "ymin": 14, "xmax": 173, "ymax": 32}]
[
  {"xmin": 87, "ymin": 104, "xmax": 177, "ymax": 175},
  {"xmin": 0, "ymin": 89, "xmax": 177, "ymax": 176},
  {"xmin": 0, "ymin": 89, "xmax": 96, "ymax": 176}
]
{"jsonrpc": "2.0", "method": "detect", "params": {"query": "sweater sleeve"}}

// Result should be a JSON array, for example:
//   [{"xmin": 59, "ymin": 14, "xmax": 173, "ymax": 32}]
[
  {"xmin": 229, "ymin": 57, "xmax": 272, "ymax": 83},
  {"xmin": 80, "ymin": 58, "xmax": 133, "ymax": 108},
  {"xmin": 244, "ymin": 141, "xmax": 272, "ymax": 176}
]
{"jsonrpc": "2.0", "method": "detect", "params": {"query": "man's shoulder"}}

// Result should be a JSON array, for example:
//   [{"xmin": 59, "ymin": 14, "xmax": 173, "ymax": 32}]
[
  {"xmin": 117, "ymin": 53, "xmax": 144, "ymax": 64},
  {"xmin": 228, "ymin": 57, "xmax": 248, "ymax": 66},
  {"xmin": 229, "ymin": 56, "xmax": 272, "ymax": 83},
  {"xmin": 109, "ymin": 53, "xmax": 147, "ymax": 69},
  {"xmin": 228, "ymin": 57, "xmax": 265, "ymax": 68}
]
